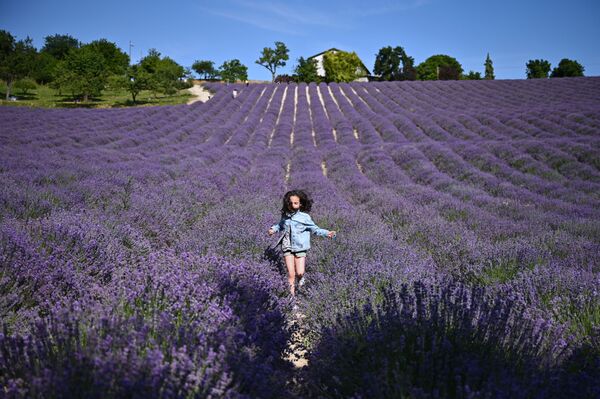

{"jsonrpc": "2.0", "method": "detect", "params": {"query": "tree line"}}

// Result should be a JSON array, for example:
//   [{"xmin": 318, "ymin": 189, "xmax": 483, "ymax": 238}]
[
  {"xmin": 0, "ymin": 31, "xmax": 192, "ymax": 103},
  {"xmin": 196, "ymin": 41, "xmax": 586, "ymax": 84},
  {"xmin": 1, "ymin": 30, "xmax": 588, "ymax": 104}
]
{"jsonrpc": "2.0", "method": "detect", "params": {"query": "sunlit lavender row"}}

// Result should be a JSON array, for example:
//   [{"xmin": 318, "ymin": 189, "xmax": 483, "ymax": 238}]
[{"xmin": 1, "ymin": 77, "xmax": 599, "ymax": 397}]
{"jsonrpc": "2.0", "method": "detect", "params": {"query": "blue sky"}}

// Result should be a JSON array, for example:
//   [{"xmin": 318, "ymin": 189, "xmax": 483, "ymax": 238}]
[{"xmin": 2, "ymin": 0, "xmax": 599, "ymax": 80}]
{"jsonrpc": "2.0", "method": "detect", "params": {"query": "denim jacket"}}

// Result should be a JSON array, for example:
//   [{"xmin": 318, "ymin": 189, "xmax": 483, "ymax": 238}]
[{"xmin": 271, "ymin": 211, "xmax": 329, "ymax": 252}]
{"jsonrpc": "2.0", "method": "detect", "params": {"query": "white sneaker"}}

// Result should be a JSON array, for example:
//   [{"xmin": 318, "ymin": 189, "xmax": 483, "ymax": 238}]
[{"xmin": 298, "ymin": 275, "xmax": 306, "ymax": 287}]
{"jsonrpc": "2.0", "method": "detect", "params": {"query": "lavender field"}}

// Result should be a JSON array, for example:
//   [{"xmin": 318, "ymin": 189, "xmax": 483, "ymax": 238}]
[{"xmin": 1, "ymin": 77, "xmax": 600, "ymax": 398}]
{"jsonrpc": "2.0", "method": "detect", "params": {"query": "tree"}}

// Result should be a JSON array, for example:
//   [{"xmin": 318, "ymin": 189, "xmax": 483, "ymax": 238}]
[
  {"xmin": 32, "ymin": 52, "xmax": 58, "ymax": 84},
  {"xmin": 111, "ymin": 64, "xmax": 149, "ymax": 103},
  {"xmin": 373, "ymin": 45, "xmax": 415, "ymax": 81},
  {"xmin": 0, "ymin": 31, "xmax": 37, "ymax": 100},
  {"xmin": 256, "ymin": 41, "xmax": 289, "ymax": 82},
  {"xmin": 192, "ymin": 60, "xmax": 217, "ymax": 79},
  {"xmin": 41, "ymin": 34, "xmax": 79, "ymax": 60},
  {"xmin": 551, "ymin": 58, "xmax": 584, "ymax": 78},
  {"xmin": 323, "ymin": 50, "xmax": 367, "ymax": 83},
  {"xmin": 374, "ymin": 46, "xmax": 400, "ymax": 81},
  {"xmin": 219, "ymin": 59, "xmax": 248, "ymax": 83},
  {"xmin": 154, "ymin": 57, "xmax": 186, "ymax": 95},
  {"xmin": 294, "ymin": 56, "xmax": 319, "ymax": 83},
  {"xmin": 85, "ymin": 39, "xmax": 129, "ymax": 76},
  {"xmin": 139, "ymin": 49, "xmax": 162, "ymax": 95},
  {"xmin": 139, "ymin": 49, "xmax": 186, "ymax": 96},
  {"xmin": 484, "ymin": 53, "xmax": 495, "ymax": 80},
  {"xmin": 416, "ymin": 55, "xmax": 463, "ymax": 80},
  {"xmin": 54, "ymin": 46, "xmax": 107, "ymax": 102},
  {"xmin": 13, "ymin": 77, "xmax": 37, "ymax": 95},
  {"xmin": 463, "ymin": 71, "xmax": 482, "ymax": 80},
  {"xmin": 526, "ymin": 59, "xmax": 551, "ymax": 79},
  {"xmin": 400, "ymin": 52, "xmax": 417, "ymax": 81}
]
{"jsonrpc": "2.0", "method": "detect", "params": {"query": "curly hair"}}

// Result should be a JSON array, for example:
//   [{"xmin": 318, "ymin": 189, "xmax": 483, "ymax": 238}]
[{"xmin": 281, "ymin": 190, "xmax": 312, "ymax": 216}]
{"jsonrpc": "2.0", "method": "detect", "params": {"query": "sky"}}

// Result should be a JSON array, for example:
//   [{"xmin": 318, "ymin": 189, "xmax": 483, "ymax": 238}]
[{"xmin": 2, "ymin": 0, "xmax": 600, "ymax": 81}]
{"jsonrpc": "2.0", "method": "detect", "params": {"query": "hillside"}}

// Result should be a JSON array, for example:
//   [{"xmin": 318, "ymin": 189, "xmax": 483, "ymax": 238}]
[{"xmin": 1, "ymin": 77, "xmax": 600, "ymax": 397}]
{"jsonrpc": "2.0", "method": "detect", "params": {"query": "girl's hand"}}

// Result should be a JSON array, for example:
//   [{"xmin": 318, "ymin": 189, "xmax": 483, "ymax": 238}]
[
  {"xmin": 268, "ymin": 228, "xmax": 275, "ymax": 236},
  {"xmin": 327, "ymin": 231, "xmax": 336, "ymax": 239}
]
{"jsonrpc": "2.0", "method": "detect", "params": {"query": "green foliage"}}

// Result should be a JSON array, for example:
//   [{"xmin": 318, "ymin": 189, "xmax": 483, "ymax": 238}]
[
  {"xmin": 192, "ymin": 60, "xmax": 217, "ymax": 79},
  {"xmin": 416, "ymin": 54, "xmax": 463, "ymax": 80},
  {"xmin": 14, "ymin": 77, "xmax": 37, "ymax": 94},
  {"xmin": 526, "ymin": 59, "xmax": 551, "ymax": 79},
  {"xmin": 551, "ymin": 58, "xmax": 585, "ymax": 78},
  {"xmin": 323, "ymin": 50, "xmax": 367, "ymax": 83},
  {"xmin": 484, "ymin": 53, "xmax": 495, "ymax": 80},
  {"xmin": 373, "ymin": 45, "xmax": 415, "ymax": 81},
  {"xmin": 110, "ymin": 64, "xmax": 150, "ymax": 103},
  {"xmin": 219, "ymin": 59, "xmax": 248, "ymax": 83},
  {"xmin": 53, "ymin": 46, "xmax": 107, "ymax": 102},
  {"xmin": 256, "ymin": 41, "xmax": 289, "ymax": 82},
  {"xmin": 463, "ymin": 71, "xmax": 482, "ymax": 80},
  {"xmin": 1, "ymin": 80, "xmax": 192, "ymax": 108},
  {"xmin": 31, "ymin": 52, "xmax": 58, "ymax": 84},
  {"xmin": 0, "ymin": 31, "xmax": 37, "ymax": 99},
  {"xmin": 155, "ymin": 58, "xmax": 186, "ymax": 95},
  {"xmin": 85, "ymin": 39, "xmax": 129, "ymax": 76},
  {"xmin": 140, "ymin": 49, "xmax": 186, "ymax": 96},
  {"xmin": 41, "ymin": 34, "xmax": 79, "ymax": 60},
  {"xmin": 0, "ymin": 30, "xmax": 14, "ymax": 58},
  {"xmin": 294, "ymin": 56, "xmax": 319, "ymax": 83}
]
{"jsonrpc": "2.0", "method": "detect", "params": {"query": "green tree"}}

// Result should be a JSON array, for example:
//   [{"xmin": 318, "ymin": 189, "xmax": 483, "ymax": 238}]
[
  {"xmin": 219, "ymin": 59, "xmax": 248, "ymax": 83},
  {"xmin": 54, "ymin": 46, "xmax": 107, "ymax": 102},
  {"xmin": 323, "ymin": 50, "xmax": 367, "ymax": 83},
  {"xmin": 400, "ymin": 52, "xmax": 416, "ymax": 81},
  {"xmin": 463, "ymin": 71, "xmax": 482, "ymax": 80},
  {"xmin": 41, "ymin": 34, "xmax": 79, "ymax": 60},
  {"xmin": 32, "ymin": 52, "xmax": 58, "ymax": 84},
  {"xmin": 374, "ymin": 46, "xmax": 400, "ymax": 81},
  {"xmin": 192, "ymin": 60, "xmax": 217, "ymax": 79},
  {"xmin": 0, "ymin": 31, "xmax": 37, "ymax": 100},
  {"xmin": 85, "ymin": 39, "xmax": 129, "ymax": 75},
  {"xmin": 154, "ymin": 57, "xmax": 186, "ymax": 95},
  {"xmin": 484, "ymin": 53, "xmax": 495, "ymax": 80},
  {"xmin": 14, "ymin": 77, "xmax": 37, "ymax": 95},
  {"xmin": 373, "ymin": 45, "xmax": 415, "ymax": 81},
  {"xmin": 256, "ymin": 41, "xmax": 289, "ymax": 82},
  {"xmin": 416, "ymin": 54, "xmax": 463, "ymax": 80},
  {"xmin": 551, "ymin": 58, "xmax": 584, "ymax": 78},
  {"xmin": 294, "ymin": 56, "xmax": 319, "ymax": 83},
  {"xmin": 139, "ymin": 49, "xmax": 162, "ymax": 95},
  {"xmin": 110, "ymin": 64, "xmax": 149, "ymax": 103},
  {"xmin": 139, "ymin": 49, "xmax": 186, "ymax": 96},
  {"xmin": 526, "ymin": 59, "xmax": 551, "ymax": 79}
]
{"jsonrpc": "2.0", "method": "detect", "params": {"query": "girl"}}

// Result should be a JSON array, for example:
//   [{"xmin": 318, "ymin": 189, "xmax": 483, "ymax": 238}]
[{"xmin": 268, "ymin": 190, "xmax": 336, "ymax": 296}]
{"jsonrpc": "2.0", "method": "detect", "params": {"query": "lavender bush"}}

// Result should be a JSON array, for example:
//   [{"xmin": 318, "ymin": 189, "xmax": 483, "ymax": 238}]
[{"xmin": 1, "ymin": 77, "xmax": 599, "ymax": 397}]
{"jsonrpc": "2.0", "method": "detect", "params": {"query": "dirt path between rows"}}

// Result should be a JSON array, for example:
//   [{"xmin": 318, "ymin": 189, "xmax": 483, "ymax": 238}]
[{"xmin": 187, "ymin": 83, "xmax": 212, "ymax": 104}]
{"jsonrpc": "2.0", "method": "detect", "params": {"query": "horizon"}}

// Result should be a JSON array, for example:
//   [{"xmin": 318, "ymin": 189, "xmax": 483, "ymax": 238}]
[{"xmin": 2, "ymin": 0, "xmax": 600, "ymax": 81}]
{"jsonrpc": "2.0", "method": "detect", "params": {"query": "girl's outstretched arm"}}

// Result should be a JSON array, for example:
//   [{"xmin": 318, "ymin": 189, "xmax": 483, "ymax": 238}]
[
  {"xmin": 303, "ymin": 215, "xmax": 335, "ymax": 238},
  {"xmin": 269, "ymin": 218, "xmax": 285, "ymax": 235}
]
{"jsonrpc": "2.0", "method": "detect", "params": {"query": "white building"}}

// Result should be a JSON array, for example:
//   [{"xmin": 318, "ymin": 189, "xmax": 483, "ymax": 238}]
[{"xmin": 307, "ymin": 48, "xmax": 371, "ymax": 82}]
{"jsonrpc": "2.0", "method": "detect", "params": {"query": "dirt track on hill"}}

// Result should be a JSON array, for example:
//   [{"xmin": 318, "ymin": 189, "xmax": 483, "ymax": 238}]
[{"xmin": 187, "ymin": 84, "xmax": 212, "ymax": 104}]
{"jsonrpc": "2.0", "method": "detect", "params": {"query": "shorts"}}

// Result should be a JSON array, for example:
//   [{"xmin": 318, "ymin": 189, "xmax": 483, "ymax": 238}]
[{"xmin": 283, "ymin": 250, "xmax": 307, "ymax": 258}]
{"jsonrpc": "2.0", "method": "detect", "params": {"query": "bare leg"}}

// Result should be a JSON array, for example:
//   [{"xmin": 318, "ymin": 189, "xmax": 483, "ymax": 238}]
[
  {"xmin": 284, "ymin": 254, "xmax": 296, "ymax": 296},
  {"xmin": 295, "ymin": 256, "xmax": 306, "ymax": 281}
]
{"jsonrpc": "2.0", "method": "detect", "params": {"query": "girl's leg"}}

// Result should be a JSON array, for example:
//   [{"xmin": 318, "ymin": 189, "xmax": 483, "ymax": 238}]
[
  {"xmin": 284, "ymin": 254, "xmax": 296, "ymax": 295},
  {"xmin": 294, "ymin": 255, "xmax": 306, "ymax": 281}
]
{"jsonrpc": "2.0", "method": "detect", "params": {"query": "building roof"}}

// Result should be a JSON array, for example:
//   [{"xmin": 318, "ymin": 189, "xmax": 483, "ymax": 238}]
[{"xmin": 307, "ymin": 48, "xmax": 343, "ymax": 60}]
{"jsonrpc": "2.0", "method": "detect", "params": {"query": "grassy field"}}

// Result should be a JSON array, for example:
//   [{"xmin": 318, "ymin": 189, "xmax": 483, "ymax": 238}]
[{"xmin": 0, "ymin": 82, "xmax": 194, "ymax": 108}]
